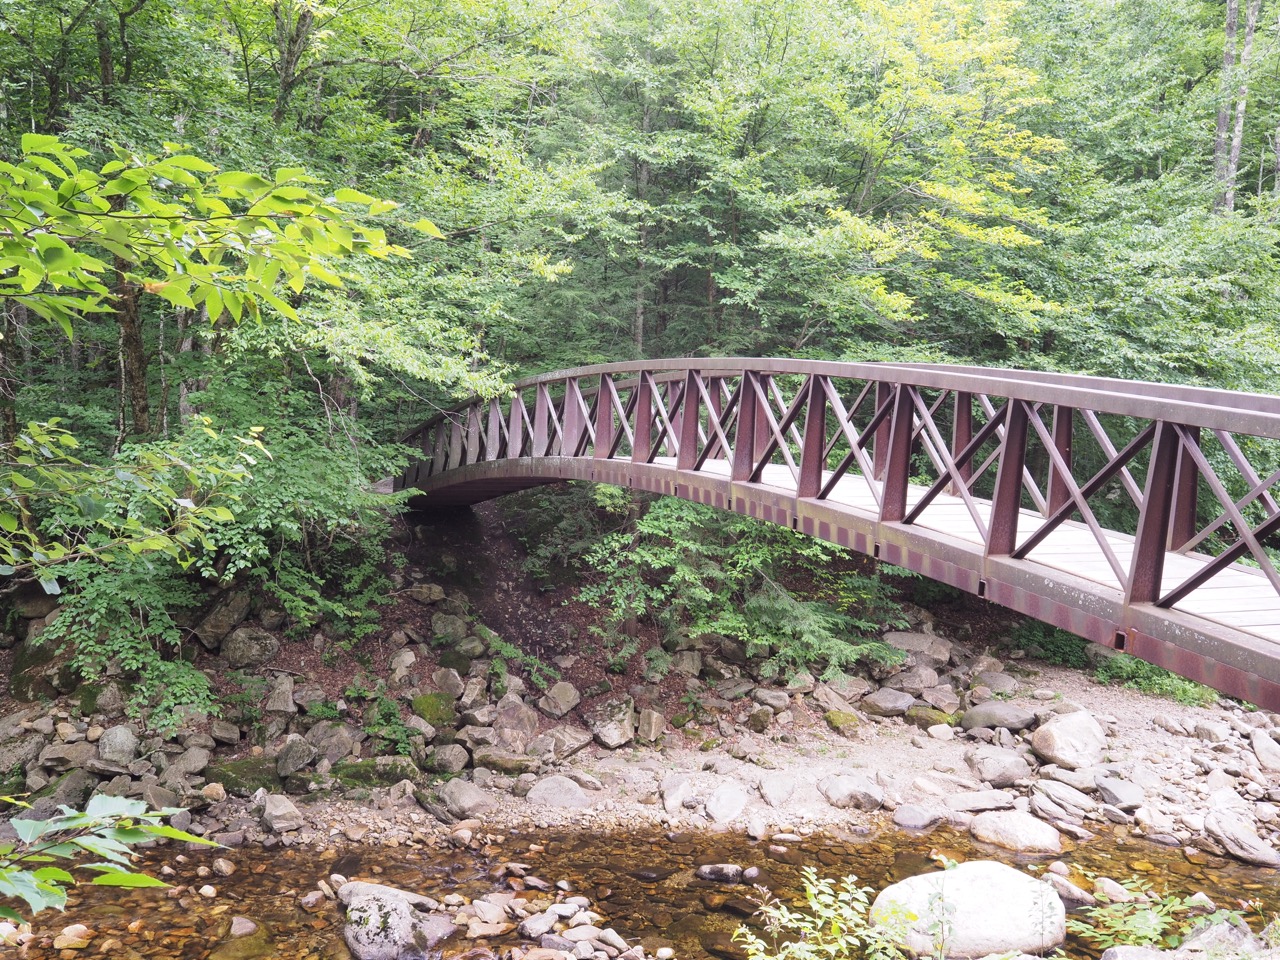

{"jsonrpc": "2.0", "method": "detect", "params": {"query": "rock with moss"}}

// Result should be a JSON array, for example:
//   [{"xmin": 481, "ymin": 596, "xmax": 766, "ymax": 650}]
[
  {"xmin": 11, "ymin": 637, "xmax": 79, "ymax": 701},
  {"xmin": 207, "ymin": 757, "xmax": 283, "ymax": 797},
  {"xmin": 411, "ymin": 693, "xmax": 458, "ymax": 729},
  {"xmin": 331, "ymin": 757, "xmax": 422, "ymax": 788},
  {"xmin": 825, "ymin": 710, "xmax": 862, "ymax": 738},
  {"xmin": 905, "ymin": 705, "xmax": 953, "ymax": 730},
  {"xmin": 436, "ymin": 650, "xmax": 472, "ymax": 675}
]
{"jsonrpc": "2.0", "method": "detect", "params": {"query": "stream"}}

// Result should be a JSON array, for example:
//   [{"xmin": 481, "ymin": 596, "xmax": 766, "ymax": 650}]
[{"xmin": 14, "ymin": 823, "xmax": 1280, "ymax": 959}]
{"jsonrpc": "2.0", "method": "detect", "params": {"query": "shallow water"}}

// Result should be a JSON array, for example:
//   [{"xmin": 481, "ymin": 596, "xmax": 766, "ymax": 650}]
[{"xmin": 15, "ymin": 823, "xmax": 1280, "ymax": 959}]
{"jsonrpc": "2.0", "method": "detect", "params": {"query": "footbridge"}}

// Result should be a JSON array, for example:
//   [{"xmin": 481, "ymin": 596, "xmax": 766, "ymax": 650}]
[{"xmin": 396, "ymin": 359, "xmax": 1280, "ymax": 710}]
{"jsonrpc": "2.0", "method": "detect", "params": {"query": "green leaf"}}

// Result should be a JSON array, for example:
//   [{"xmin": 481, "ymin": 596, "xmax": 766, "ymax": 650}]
[
  {"xmin": 410, "ymin": 219, "xmax": 446, "ymax": 239},
  {"xmin": 21, "ymin": 134, "xmax": 61, "ymax": 155},
  {"xmin": 89, "ymin": 872, "xmax": 170, "ymax": 888}
]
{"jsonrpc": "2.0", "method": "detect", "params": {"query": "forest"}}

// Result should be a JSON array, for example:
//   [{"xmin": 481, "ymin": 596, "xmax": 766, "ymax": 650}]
[{"xmin": 2, "ymin": 0, "xmax": 1280, "ymax": 716}]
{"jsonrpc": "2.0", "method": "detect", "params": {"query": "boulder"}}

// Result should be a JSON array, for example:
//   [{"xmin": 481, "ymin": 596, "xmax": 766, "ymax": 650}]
[
  {"xmin": 264, "ymin": 675, "xmax": 296, "ymax": 714},
  {"xmin": 276, "ymin": 738, "xmax": 317, "ymax": 777},
  {"xmin": 965, "ymin": 746, "xmax": 1032, "ymax": 788},
  {"xmin": 431, "ymin": 613, "xmax": 469, "ymax": 644},
  {"xmin": 1205, "ymin": 810, "xmax": 1280, "ymax": 867},
  {"xmin": 439, "ymin": 778, "xmax": 494, "ymax": 819},
  {"xmin": 96, "ymin": 726, "xmax": 139, "ymax": 770},
  {"xmin": 526, "ymin": 775, "xmax": 591, "ymax": 808},
  {"xmin": 818, "ymin": 773, "xmax": 884, "ymax": 811},
  {"xmin": 882, "ymin": 631, "xmax": 953, "ymax": 667},
  {"xmin": 404, "ymin": 583, "xmax": 446, "ymax": 605},
  {"xmin": 759, "ymin": 772, "xmax": 796, "ymax": 808},
  {"xmin": 585, "ymin": 696, "xmax": 635, "ymax": 749},
  {"xmin": 221, "ymin": 627, "xmax": 280, "ymax": 669},
  {"xmin": 661, "ymin": 773, "xmax": 693, "ymax": 815},
  {"xmin": 305, "ymin": 721, "xmax": 362, "ymax": 764},
  {"xmin": 861, "ymin": 688, "xmax": 915, "ymax": 717},
  {"xmin": 1095, "ymin": 775, "xmax": 1144, "ymax": 812},
  {"xmin": 342, "ymin": 883, "xmax": 455, "ymax": 960},
  {"xmin": 38, "ymin": 741, "xmax": 96, "ymax": 772},
  {"xmin": 636, "ymin": 708, "xmax": 666, "ymax": 743},
  {"xmin": 261, "ymin": 794, "xmax": 305, "ymax": 833},
  {"xmin": 893, "ymin": 805, "xmax": 943, "ymax": 830},
  {"xmin": 537, "ymin": 682, "xmax": 581, "ymax": 718},
  {"xmin": 705, "ymin": 782, "xmax": 750, "ymax": 822},
  {"xmin": 870, "ymin": 860, "xmax": 1065, "ymax": 959},
  {"xmin": 193, "ymin": 592, "xmax": 251, "ymax": 650},
  {"xmin": 0, "ymin": 733, "xmax": 46, "ymax": 774},
  {"xmin": 492, "ymin": 693, "xmax": 540, "ymax": 753},
  {"xmin": 1251, "ymin": 729, "xmax": 1280, "ymax": 773},
  {"xmin": 1030, "ymin": 711, "xmax": 1107, "ymax": 770},
  {"xmin": 970, "ymin": 810, "xmax": 1063, "ymax": 854},
  {"xmin": 428, "ymin": 744, "xmax": 470, "ymax": 774},
  {"xmin": 960, "ymin": 702, "xmax": 1035, "ymax": 732},
  {"xmin": 946, "ymin": 790, "xmax": 1015, "ymax": 813}
]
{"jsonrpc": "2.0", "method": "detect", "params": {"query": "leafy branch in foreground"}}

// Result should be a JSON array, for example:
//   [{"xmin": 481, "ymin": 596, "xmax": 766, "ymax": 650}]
[
  {"xmin": 0, "ymin": 794, "xmax": 218, "ymax": 922},
  {"xmin": 0, "ymin": 418, "xmax": 265, "ymax": 593}
]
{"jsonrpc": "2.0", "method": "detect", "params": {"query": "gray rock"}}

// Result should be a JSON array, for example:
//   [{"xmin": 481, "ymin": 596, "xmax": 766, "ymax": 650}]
[
  {"xmin": 1205, "ymin": 809, "xmax": 1280, "ymax": 867},
  {"xmin": 636, "ymin": 708, "xmax": 666, "ymax": 743},
  {"xmin": 1031, "ymin": 711, "xmax": 1107, "ymax": 769},
  {"xmin": 194, "ymin": 592, "xmax": 251, "ymax": 650},
  {"xmin": 661, "ymin": 773, "xmax": 693, "ymax": 815},
  {"xmin": 818, "ymin": 773, "xmax": 884, "ymax": 811},
  {"xmin": 1251, "ymin": 729, "xmax": 1280, "ymax": 772},
  {"xmin": 431, "ymin": 613, "xmax": 469, "ymax": 644},
  {"xmin": 861, "ymin": 688, "xmax": 915, "ymax": 717},
  {"xmin": 870, "ymin": 861, "xmax": 1064, "ymax": 958},
  {"xmin": 946, "ymin": 790, "xmax": 1015, "ymax": 813},
  {"xmin": 545, "ymin": 726, "xmax": 593, "ymax": 760},
  {"xmin": 976, "ymin": 670, "xmax": 1019, "ymax": 695},
  {"xmin": 404, "ymin": 583, "xmax": 445, "ymax": 605},
  {"xmin": 433, "ymin": 668, "xmax": 465, "ymax": 700},
  {"xmin": 1095, "ymin": 775, "xmax": 1144, "ymax": 812},
  {"xmin": 883, "ymin": 631, "xmax": 953, "ymax": 667},
  {"xmin": 493, "ymin": 693, "xmax": 540, "ymax": 753},
  {"xmin": 305, "ymin": 720, "xmax": 361, "ymax": 764},
  {"xmin": 1044, "ymin": 873, "xmax": 1096, "ymax": 907},
  {"xmin": 526, "ymin": 775, "xmax": 591, "ymax": 809},
  {"xmin": 210, "ymin": 720, "xmax": 242, "ymax": 745},
  {"xmin": 885, "ymin": 667, "xmax": 940, "ymax": 697},
  {"xmin": 695, "ymin": 864, "xmax": 743, "ymax": 883},
  {"xmin": 166, "ymin": 745, "xmax": 211, "ymax": 778},
  {"xmin": 752, "ymin": 688, "xmax": 791, "ymax": 713},
  {"xmin": 428, "ymin": 744, "xmax": 470, "ymax": 774},
  {"xmin": 965, "ymin": 746, "xmax": 1032, "ymax": 787},
  {"xmin": 893, "ymin": 804, "xmax": 942, "ymax": 830},
  {"xmin": 970, "ymin": 810, "xmax": 1063, "ymax": 854},
  {"xmin": 96, "ymin": 725, "xmax": 139, "ymax": 766},
  {"xmin": 519, "ymin": 911, "xmax": 559, "ymax": 939},
  {"xmin": 705, "ymin": 782, "xmax": 749, "ymax": 822},
  {"xmin": 759, "ymin": 772, "xmax": 796, "ymax": 808},
  {"xmin": 439, "ymin": 778, "xmax": 493, "ymax": 819},
  {"xmin": 264, "ymin": 674, "xmax": 297, "ymax": 714},
  {"xmin": 1098, "ymin": 948, "xmax": 1166, "ymax": 960},
  {"xmin": 261, "ymin": 794, "xmax": 305, "ymax": 833},
  {"xmin": 537, "ymin": 682, "xmax": 581, "ymax": 718},
  {"xmin": 276, "ymin": 738, "xmax": 317, "ymax": 777},
  {"xmin": 960, "ymin": 702, "xmax": 1035, "ymax": 732},
  {"xmin": 585, "ymin": 696, "xmax": 635, "ymax": 749},
  {"xmin": 342, "ymin": 885, "xmax": 455, "ymax": 960},
  {"xmin": 222, "ymin": 626, "xmax": 280, "ymax": 669},
  {"xmin": 1194, "ymin": 720, "xmax": 1231, "ymax": 743},
  {"xmin": 38, "ymin": 741, "xmax": 96, "ymax": 771},
  {"xmin": 921, "ymin": 685, "xmax": 961, "ymax": 714},
  {"xmin": 1033, "ymin": 779, "xmax": 1096, "ymax": 818}
]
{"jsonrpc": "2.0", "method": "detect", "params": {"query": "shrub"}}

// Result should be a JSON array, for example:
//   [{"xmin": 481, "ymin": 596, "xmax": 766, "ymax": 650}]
[{"xmin": 1093, "ymin": 654, "xmax": 1217, "ymax": 707}]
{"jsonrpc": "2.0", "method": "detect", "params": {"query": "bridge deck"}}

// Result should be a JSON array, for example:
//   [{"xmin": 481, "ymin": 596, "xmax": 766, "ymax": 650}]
[{"xmin": 667, "ymin": 457, "xmax": 1280, "ymax": 648}]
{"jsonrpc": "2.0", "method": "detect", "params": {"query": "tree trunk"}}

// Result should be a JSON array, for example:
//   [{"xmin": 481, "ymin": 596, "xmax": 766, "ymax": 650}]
[
  {"xmin": 1213, "ymin": 0, "xmax": 1239, "ymax": 193},
  {"xmin": 115, "ymin": 259, "xmax": 150, "ymax": 436},
  {"xmin": 633, "ymin": 98, "xmax": 651, "ymax": 358},
  {"xmin": 273, "ymin": 0, "xmax": 316, "ymax": 124},
  {"xmin": 1222, "ymin": 0, "xmax": 1263, "ymax": 212}
]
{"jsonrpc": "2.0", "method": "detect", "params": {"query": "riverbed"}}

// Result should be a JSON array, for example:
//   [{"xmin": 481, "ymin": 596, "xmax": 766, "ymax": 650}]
[{"xmin": 15, "ymin": 822, "xmax": 1280, "ymax": 959}]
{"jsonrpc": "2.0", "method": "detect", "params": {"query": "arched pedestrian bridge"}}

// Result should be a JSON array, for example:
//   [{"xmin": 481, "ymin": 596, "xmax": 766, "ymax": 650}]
[{"xmin": 396, "ymin": 359, "xmax": 1280, "ymax": 711}]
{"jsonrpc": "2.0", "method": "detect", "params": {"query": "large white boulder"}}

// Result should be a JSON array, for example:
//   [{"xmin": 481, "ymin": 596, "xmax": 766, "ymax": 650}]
[
  {"xmin": 970, "ymin": 810, "xmax": 1063, "ymax": 854},
  {"xmin": 1030, "ymin": 711, "xmax": 1107, "ymax": 770},
  {"xmin": 870, "ymin": 861, "xmax": 1065, "ymax": 959}
]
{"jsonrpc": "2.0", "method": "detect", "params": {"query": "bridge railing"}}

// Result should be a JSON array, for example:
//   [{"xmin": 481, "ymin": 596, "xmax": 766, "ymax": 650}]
[{"xmin": 398, "ymin": 360, "xmax": 1280, "ymax": 612}]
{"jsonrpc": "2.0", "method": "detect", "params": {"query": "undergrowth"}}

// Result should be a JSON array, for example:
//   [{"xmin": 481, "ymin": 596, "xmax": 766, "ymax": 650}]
[{"xmin": 1093, "ymin": 654, "xmax": 1218, "ymax": 707}]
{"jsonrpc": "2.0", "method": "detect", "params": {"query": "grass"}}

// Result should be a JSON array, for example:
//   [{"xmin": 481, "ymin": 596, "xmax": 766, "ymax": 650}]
[{"xmin": 1093, "ymin": 653, "xmax": 1218, "ymax": 707}]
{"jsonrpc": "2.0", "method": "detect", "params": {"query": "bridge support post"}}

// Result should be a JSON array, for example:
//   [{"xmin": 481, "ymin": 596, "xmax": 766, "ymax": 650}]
[
  {"xmin": 873, "ymin": 381, "xmax": 893, "ymax": 480},
  {"xmin": 987, "ymin": 399, "xmax": 1030, "ymax": 555},
  {"xmin": 507, "ymin": 390, "xmax": 526, "ymax": 459},
  {"xmin": 950, "ymin": 391, "xmax": 973, "ymax": 495},
  {"xmin": 485, "ymin": 400, "xmax": 503, "ymax": 461},
  {"xmin": 799, "ymin": 376, "xmax": 826, "ymax": 499},
  {"xmin": 595, "ymin": 376, "xmax": 615, "ymax": 460},
  {"xmin": 533, "ymin": 384, "xmax": 551, "ymax": 458},
  {"xmin": 1047, "ymin": 406, "xmax": 1074, "ymax": 513},
  {"xmin": 632, "ymin": 375, "xmax": 653, "ymax": 464},
  {"xmin": 677, "ymin": 371, "xmax": 699, "ymax": 471},
  {"xmin": 733, "ymin": 372, "xmax": 760, "ymax": 481},
  {"xmin": 1128, "ymin": 421, "xmax": 1180, "ymax": 604},
  {"xmin": 880, "ymin": 386, "xmax": 915, "ymax": 522},
  {"xmin": 1169, "ymin": 426, "xmax": 1200, "ymax": 551}
]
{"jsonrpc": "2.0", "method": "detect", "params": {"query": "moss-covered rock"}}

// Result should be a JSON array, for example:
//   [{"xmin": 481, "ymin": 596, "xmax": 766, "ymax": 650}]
[
  {"xmin": 11, "ymin": 637, "xmax": 78, "ymax": 701},
  {"xmin": 905, "ymin": 705, "xmax": 954, "ymax": 730},
  {"xmin": 330, "ymin": 757, "xmax": 422, "ymax": 788},
  {"xmin": 825, "ymin": 710, "xmax": 862, "ymax": 738},
  {"xmin": 206, "ymin": 757, "xmax": 282, "ymax": 797},
  {"xmin": 411, "ymin": 693, "xmax": 457, "ymax": 729},
  {"xmin": 436, "ymin": 651, "xmax": 471, "ymax": 675}
]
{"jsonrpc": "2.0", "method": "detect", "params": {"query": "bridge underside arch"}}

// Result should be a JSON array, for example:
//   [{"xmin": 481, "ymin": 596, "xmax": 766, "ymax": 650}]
[{"xmin": 408, "ymin": 456, "xmax": 1280, "ymax": 712}]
